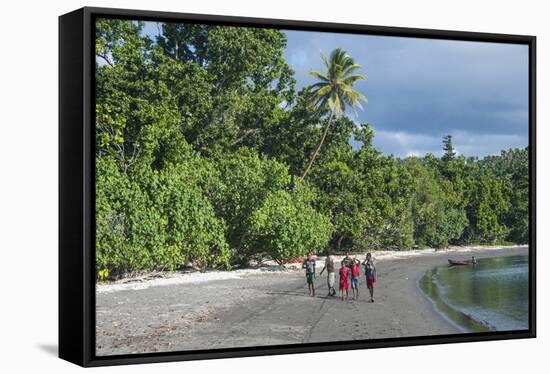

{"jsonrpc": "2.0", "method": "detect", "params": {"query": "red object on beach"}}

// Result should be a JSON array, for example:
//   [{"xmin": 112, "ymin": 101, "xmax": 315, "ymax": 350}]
[
  {"xmin": 352, "ymin": 263, "xmax": 360, "ymax": 277},
  {"xmin": 448, "ymin": 259, "xmax": 471, "ymax": 266}
]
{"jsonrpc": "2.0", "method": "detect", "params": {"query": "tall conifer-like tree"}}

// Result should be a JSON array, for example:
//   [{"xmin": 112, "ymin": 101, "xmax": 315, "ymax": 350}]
[{"xmin": 442, "ymin": 135, "xmax": 456, "ymax": 162}]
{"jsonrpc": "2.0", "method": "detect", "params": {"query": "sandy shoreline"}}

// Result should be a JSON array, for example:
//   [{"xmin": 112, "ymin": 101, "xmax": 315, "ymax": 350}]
[
  {"xmin": 96, "ymin": 245, "xmax": 528, "ymax": 356},
  {"xmin": 96, "ymin": 245, "xmax": 525, "ymax": 293}
]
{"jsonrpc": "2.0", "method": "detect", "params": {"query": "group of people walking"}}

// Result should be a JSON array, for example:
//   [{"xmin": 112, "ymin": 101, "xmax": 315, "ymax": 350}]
[{"xmin": 302, "ymin": 252, "xmax": 377, "ymax": 302}]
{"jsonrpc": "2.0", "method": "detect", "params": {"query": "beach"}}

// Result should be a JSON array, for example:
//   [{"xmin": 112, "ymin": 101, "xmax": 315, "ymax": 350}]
[{"xmin": 96, "ymin": 246, "xmax": 528, "ymax": 356}]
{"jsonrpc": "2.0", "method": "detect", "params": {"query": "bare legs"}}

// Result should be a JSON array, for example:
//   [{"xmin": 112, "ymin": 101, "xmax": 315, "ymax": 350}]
[
  {"xmin": 352, "ymin": 281, "xmax": 359, "ymax": 300},
  {"xmin": 308, "ymin": 283, "xmax": 316, "ymax": 297}
]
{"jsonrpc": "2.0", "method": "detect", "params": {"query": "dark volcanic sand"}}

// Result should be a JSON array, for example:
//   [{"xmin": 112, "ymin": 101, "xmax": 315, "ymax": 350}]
[{"xmin": 96, "ymin": 246, "xmax": 528, "ymax": 356}]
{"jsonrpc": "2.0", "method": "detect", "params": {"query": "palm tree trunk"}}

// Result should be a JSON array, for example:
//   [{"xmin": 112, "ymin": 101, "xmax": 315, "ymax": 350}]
[{"xmin": 300, "ymin": 111, "xmax": 334, "ymax": 181}]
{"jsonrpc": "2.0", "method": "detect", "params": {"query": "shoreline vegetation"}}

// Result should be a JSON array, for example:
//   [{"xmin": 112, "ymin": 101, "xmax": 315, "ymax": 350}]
[
  {"xmin": 96, "ymin": 244, "xmax": 525, "ymax": 289},
  {"xmin": 95, "ymin": 20, "xmax": 529, "ymax": 282}
]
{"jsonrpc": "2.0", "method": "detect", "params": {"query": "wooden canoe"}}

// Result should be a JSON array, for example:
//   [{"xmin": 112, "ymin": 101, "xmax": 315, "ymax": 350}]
[{"xmin": 448, "ymin": 259, "xmax": 471, "ymax": 266}]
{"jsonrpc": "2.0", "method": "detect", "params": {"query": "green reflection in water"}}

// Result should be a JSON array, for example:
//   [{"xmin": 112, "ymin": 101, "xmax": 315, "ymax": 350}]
[{"xmin": 419, "ymin": 255, "xmax": 528, "ymax": 333}]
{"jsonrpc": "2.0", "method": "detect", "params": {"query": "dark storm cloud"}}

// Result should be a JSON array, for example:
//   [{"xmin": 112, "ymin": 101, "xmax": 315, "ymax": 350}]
[{"xmin": 283, "ymin": 30, "xmax": 529, "ymax": 157}]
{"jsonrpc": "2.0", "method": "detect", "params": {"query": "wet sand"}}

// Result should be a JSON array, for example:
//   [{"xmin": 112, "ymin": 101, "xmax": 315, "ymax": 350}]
[{"xmin": 96, "ymin": 246, "xmax": 528, "ymax": 356}]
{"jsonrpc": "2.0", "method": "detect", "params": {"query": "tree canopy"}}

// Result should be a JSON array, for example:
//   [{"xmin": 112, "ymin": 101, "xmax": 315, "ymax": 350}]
[{"xmin": 95, "ymin": 19, "xmax": 529, "ymax": 280}]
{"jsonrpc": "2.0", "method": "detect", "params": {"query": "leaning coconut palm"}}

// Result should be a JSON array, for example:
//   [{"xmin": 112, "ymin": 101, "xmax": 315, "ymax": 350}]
[{"xmin": 300, "ymin": 48, "xmax": 367, "ymax": 181}]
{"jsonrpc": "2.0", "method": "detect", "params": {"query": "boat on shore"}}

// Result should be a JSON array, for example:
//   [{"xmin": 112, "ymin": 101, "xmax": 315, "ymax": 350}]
[{"xmin": 448, "ymin": 259, "xmax": 474, "ymax": 266}]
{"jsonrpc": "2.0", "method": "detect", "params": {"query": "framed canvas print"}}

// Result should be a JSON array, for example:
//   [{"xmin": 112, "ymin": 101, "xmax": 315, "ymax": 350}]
[{"xmin": 59, "ymin": 7, "xmax": 536, "ymax": 367}]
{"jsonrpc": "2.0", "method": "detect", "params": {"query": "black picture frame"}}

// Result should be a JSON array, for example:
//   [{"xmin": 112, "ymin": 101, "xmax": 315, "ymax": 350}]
[{"xmin": 59, "ymin": 6, "xmax": 537, "ymax": 367}]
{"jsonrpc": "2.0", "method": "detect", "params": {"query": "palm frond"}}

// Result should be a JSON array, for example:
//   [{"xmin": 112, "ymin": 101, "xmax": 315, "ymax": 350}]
[
  {"xmin": 306, "ymin": 47, "xmax": 367, "ymax": 114},
  {"xmin": 341, "ymin": 64, "xmax": 362, "ymax": 77},
  {"xmin": 313, "ymin": 85, "xmax": 332, "ymax": 97},
  {"xmin": 320, "ymin": 52, "xmax": 330, "ymax": 71},
  {"xmin": 342, "ymin": 74, "xmax": 366, "ymax": 85},
  {"xmin": 342, "ymin": 85, "xmax": 367, "ymax": 103},
  {"xmin": 309, "ymin": 70, "xmax": 330, "ymax": 82},
  {"xmin": 309, "ymin": 82, "xmax": 329, "ymax": 90}
]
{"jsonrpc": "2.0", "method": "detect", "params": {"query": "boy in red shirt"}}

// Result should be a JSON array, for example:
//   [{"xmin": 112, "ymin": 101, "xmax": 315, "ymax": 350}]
[
  {"xmin": 351, "ymin": 258, "xmax": 361, "ymax": 300},
  {"xmin": 339, "ymin": 265, "xmax": 350, "ymax": 301}
]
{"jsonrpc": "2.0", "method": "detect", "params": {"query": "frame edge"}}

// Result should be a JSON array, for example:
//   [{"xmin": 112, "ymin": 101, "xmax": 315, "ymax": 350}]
[{"xmin": 59, "ymin": 7, "xmax": 87, "ymax": 367}]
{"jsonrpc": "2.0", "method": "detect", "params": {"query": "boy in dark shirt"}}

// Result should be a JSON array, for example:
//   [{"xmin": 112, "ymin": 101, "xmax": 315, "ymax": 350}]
[
  {"xmin": 302, "ymin": 252, "xmax": 316, "ymax": 297},
  {"xmin": 362, "ymin": 253, "xmax": 377, "ymax": 302}
]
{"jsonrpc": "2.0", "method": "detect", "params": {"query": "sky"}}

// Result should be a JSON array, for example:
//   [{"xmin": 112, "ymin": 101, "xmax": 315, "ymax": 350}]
[
  {"xmin": 141, "ymin": 22, "xmax": 529, "ymax": 158},
  {"xmin": 283, "ymin": 30, "xmax": 529, "ymax": 158}
]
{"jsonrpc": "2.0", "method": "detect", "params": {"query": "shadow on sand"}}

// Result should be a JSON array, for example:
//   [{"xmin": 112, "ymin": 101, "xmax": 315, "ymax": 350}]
[{"xmin": 36, "ymin": 344, "xmax": 58, "ymax": 357}]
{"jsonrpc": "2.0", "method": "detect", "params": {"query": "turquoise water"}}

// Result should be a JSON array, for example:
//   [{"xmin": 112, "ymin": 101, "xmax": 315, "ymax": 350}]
[{"xmin": 420, "ymin": 255, "xmax": 529, "ymax": 333}]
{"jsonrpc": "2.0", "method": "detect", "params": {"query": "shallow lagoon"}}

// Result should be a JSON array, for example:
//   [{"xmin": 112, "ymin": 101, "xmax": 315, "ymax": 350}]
[{"xmin": 420, "ymin": 255, "xmax": 529, "ymax": 332}]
